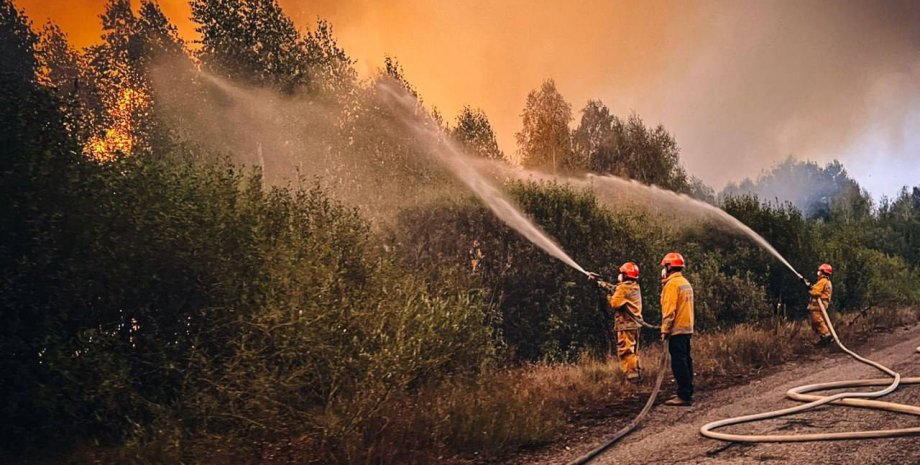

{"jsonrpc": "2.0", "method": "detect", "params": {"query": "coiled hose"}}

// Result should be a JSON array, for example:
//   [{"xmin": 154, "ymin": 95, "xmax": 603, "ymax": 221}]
[
  {"xmin": 700, "ymin": 300, "xmax": 920, "ymax": 442},
  {"xmin": 566, "ymin": 313, "xmax": 668, "ymax": 465}
]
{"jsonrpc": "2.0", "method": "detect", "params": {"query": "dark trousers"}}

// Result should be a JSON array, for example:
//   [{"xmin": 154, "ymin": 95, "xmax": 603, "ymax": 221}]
[{"xmin": 668, "ymin": 334, "xmax": 694, "ymax": 400}]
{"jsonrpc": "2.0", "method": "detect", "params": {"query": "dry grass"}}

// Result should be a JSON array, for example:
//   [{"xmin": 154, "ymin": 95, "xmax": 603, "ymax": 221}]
[
  {"xmin": 63, "ymin": 307, "xmax": 919, "ymax": 465},
  {"xmin": 417, "ymin": 306, "xmax": 919, "ymax": 463}
]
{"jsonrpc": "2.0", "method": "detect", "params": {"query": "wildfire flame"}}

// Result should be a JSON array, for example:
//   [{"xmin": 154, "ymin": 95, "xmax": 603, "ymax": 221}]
[{"xmin": 84, "ymin": 87, "xmax": 149, "ymax": 163}]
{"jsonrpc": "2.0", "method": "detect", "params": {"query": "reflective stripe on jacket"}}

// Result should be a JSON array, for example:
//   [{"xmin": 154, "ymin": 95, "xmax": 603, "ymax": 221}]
[
  {"xmin": 808, "ymin": 277, "xmax": 833, "ymax": 310},
  {"xmin": 608, "ymin": 281, "xmax": 642, "ymax": 330},
  {"xmin": 661, "ymin": 272, "xmax": 694, "ymax": 335}
]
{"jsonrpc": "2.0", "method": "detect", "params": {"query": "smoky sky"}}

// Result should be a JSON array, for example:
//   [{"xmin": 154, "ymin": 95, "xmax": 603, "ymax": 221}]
[{"xmin": 17, "ymin": 0, "xmax": 920, "ymax": 199}]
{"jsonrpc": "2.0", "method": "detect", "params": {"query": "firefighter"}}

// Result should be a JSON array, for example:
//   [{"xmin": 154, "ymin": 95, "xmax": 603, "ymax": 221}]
[
  {"xmin": 607, "ymin": 262, "xmax": 643, "ymax": 381},
  {"xmin": 805, "ymin": 263, "xmax": 834, "ymax": 346},
  {"xmin": 660, "ymin": 252, "xmax": 695, "ymax": 406}
]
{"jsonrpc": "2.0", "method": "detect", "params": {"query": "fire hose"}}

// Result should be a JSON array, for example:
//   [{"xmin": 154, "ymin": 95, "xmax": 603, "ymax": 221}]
[
  {"xmin": 569, "ymin": 278, "xmax": 920, "ymax": 464},
  {"xmin": 566, "ymin": 294, "xmax": 669, "ymax": 465},
  {"xmin": 700, "ymin": 299, "xmax": 920, "ymax": 441}
]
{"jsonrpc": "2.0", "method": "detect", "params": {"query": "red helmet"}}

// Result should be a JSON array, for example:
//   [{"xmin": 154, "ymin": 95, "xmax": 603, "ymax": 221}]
[
  {"xmin": 818, "ymin": 263, "xmax": 833, "ymax": 275},
  {"xmin": 660, "ymin": 252, "xmax": 685, "ymax": 268},
  {"xmin": 619, "ymin": 262, "xmax": 640, "ymax": 279}
]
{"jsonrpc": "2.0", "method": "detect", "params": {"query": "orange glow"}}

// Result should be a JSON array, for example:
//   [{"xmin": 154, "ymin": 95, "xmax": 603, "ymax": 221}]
[
  {"xmin": 15, "ymin": 1, "xmax": 920, "ymax": 194},
  {"xmin": 84, "ymin": 87, "xmax": 149, "ymax": 162},
  {"xmin": 15, "ymin": 0, "xmax": 682, "ymax": 156}
]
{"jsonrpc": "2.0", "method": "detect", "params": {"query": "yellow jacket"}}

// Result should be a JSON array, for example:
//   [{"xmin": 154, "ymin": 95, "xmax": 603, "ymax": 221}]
[
  {"xmin": 660, "ymin": 272, "xmax": 694, "ymax": 335},
  {"xmin": 808, "ymin": 277, "xmax": 833, "ymax": 310},
  {"xmin": 608, "ymin": 281, "xmax": 642, "ymax": 330}
]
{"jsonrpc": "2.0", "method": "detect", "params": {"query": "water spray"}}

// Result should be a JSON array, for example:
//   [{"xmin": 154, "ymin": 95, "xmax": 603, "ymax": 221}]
[
  {"xmin": 377, "ymin": 80, "xmax": 590, "ymax": 277},
  {"xmin": 375, "ymin": 77, "xmax": 920, "ymax": 458}
]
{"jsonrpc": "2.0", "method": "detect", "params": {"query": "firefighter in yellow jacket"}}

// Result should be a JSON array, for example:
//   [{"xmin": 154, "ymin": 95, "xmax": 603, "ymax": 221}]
[
  {"xmin": 607, "ymin": 262, "xmax": 643, "ymax": 380},
  {"xmin": 660, "ymin": 252, "xmax": 694, "ymax": 406},
  {"xmin": 806, "ymin": 263, "xmax": 834, "ymax": 346}
]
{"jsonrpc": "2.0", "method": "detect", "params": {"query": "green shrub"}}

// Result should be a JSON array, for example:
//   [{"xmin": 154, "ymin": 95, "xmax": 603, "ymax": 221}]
[
  {"xmin": 685, "ymin": 252, "xmax": 772, "ymax": 329},
  {"xmin": 395, "ymin": 181, "xmax": 664, "ymax": 362}
]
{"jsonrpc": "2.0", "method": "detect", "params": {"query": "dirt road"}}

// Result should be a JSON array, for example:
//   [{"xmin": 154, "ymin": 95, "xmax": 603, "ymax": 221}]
[{"xmin": 526, "ymin": 324, "xmax": 920, "ymax": 465}]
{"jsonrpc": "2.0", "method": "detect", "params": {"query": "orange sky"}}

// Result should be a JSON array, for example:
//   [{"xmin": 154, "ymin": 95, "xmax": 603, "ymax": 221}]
[
  {"xmin": 15, "ymin": 0, "xmax": 920, "ymax": 197},
  {"xmin": 17, "ymin": 0, "xmax": 687, "ymax": 158}
]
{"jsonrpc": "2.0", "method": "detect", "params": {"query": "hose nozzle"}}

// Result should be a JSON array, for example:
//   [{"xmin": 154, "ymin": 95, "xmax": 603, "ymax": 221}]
[{"xmin": 796, "ymin": 273, "xmax": 811, "ymax": 288}]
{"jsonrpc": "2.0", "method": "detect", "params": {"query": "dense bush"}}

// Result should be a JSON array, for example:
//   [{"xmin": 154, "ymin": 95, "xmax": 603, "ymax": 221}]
[
  {"xmin": 2, "ymin": 141, "xmax": 494, "ymax": 459},
  {"xmin": 395, "ymin": 181, "xmax": 665, "ymax": 362}
]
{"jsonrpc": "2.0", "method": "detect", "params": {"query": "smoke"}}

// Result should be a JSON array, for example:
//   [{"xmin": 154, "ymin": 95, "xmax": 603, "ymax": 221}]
[
  {"xmin": 634, "ymin": 0, "xmax": 920, "ymax": 196},
  {"xmin": 20, "ymin": 0, "xmax": 920, "ymax": 199},
  {"xmin": 278, "ymin": 0, "xmax": 920, "ymax": 198}
]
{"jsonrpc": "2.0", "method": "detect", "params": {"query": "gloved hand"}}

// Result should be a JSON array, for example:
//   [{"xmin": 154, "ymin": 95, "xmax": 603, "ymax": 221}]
[
  {"xmin": 802, "ymin": 277, "xmax": 812, "ymax": 288},
  {"xmin": 660, "ymin": 332, "xmax": 669, "ymax": 342},
  {"xmin": 587, "ymin": 272, "xmax": 602, "ymax": 282}
]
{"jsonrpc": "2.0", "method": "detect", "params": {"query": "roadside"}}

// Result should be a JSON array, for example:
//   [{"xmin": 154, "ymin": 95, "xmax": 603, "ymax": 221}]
[{"xmin": 496, "ymin": 309, "xmax": 920, "ymax": 465}]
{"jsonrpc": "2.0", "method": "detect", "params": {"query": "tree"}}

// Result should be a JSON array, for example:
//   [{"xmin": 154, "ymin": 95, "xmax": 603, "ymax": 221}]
[
  {"xmin": 137, "ymin": 0, "xmax": 186, "ymax": 62},
  {"xmin": 192, "ymin": 0, "xmax": 305, "ymax": 90},
  {"xmin": 516, "ymin": 79, "xmax": 573, "ymax": 172},
  {"xmin": 382, "ymin": 55, "xmax": 418, "ymax": 98},
  {"xmin": 0, "ymin": 0, "xmax": 37, "ymax": 85},
  {"xmin": 451, "ymin": 106, "xmax": 503, "ymax": 160},
  {"xmin": 615, "ymin": 113, "xmax": 687, "ymax": 189},
  {"xmin": 75, "ymin": 0, "xmax": 191, "ymax": 160},
  {"xmin": 722, "ymin": 158, "xmax": 864, "ymax": 219},
  {"xmin": 1, "ymin": 0, "xmax": 89, "ymax": 451},
  {"xmin": 302, "ymin": 19, "xmax": 356, "ymax": 97},
  {"xmin": 877, "ymin": 186, "xmax": 920, "ymax": 267},
  {"xmin": 572, "ymin": 99, "xmax": 616, "ymax": 172},
  {"xmin": 35, "ymin": 22, "xmax": 102, "ymax": 145},
  {"xmin": 572, "ymin": 100, "xmax": 698, "ymax": 194}
]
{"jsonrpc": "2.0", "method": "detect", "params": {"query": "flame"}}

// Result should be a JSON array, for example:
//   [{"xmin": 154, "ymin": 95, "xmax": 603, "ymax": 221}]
[{"xmin": 84, "ymin": 87, "xmax": 150, "ymax": 163}]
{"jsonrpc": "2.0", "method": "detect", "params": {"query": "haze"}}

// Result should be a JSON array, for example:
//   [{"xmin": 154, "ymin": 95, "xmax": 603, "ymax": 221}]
[{"xmin": 18, "ymin": 0, "xmax": 920, "ymax": 199}]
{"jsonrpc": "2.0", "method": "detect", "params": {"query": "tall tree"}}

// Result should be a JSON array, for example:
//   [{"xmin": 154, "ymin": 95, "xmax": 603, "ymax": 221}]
[
  {"xmin": 81, "ymin": 0, "xmax": 149, "ymax": 160},
  {"xmin": 1, "ymin": 0, "xmax": 86, "ymax": 451},
  {"xmin": 302, "ymin": 19, "xmax": 355, "ymax": 97},
  {"xmin": 452, "ymin": 106, "xmax": 503, "ymax": 160},
  {"xmin": 0, "ymin": 0, "xmax": 37, "ymax": 86},
  {"xmin": 35, "ymin": 22, "xmax": 102, "ymax": 144},
  {"xmin": 572, "ymin": 99, "xmax": 616, "ymax": 172},
  {"xmin": 572, "ymin": 100, "xmax": 697, "ymax": 195},
  {"xmin": 137, "ymin": 0, "xmax": 186, "ymax": 62},
  {"xmin": 616, "ymin": 113, "xmax": 687, "ymax": 189},
  {"xmin": 191, "ymin": 0, "xmax": 305, "ymax": 90},
  {"xmin": 77, "ymin": 0, "xmax": 189, "ymax": 160},
  {"xmin": 516, "ymin": 79, "xmax": 573, "ymax": 172}
]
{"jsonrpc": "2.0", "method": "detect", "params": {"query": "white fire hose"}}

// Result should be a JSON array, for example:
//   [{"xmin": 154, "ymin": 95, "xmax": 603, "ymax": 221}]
[
  {"xmin": 568, "ymin": 285, "xmax": 920, "ymax": 465},
  {"xmin": 700, "ymin": 299, "xmax": 920, "ymax": 442}
]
